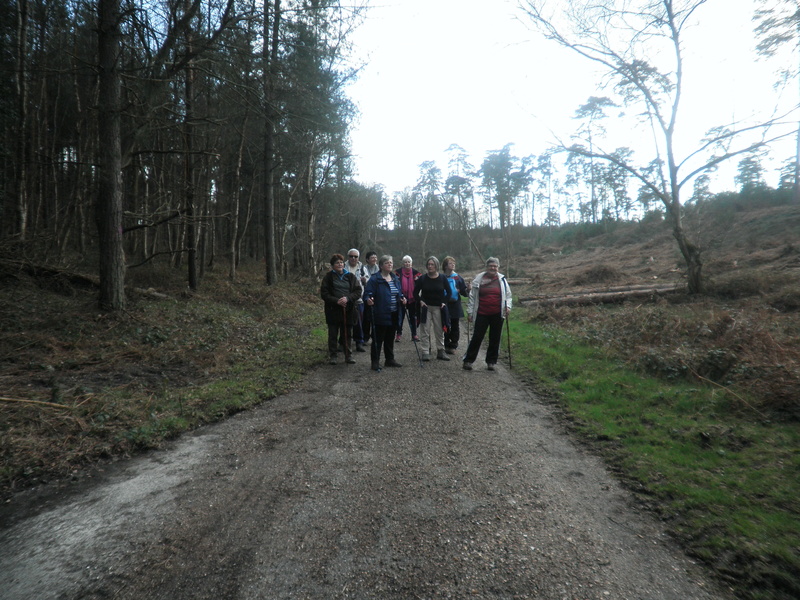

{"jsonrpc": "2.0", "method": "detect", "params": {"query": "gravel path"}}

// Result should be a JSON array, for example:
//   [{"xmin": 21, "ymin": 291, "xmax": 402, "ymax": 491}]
[{"xmin": 0, "ymin": 340, "xmax": 730, "ymax": 599}]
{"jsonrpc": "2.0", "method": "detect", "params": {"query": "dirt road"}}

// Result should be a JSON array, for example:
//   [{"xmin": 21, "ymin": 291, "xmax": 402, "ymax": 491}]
[{"xmin": 0, "ymin": 340, "xmax": 730, "ymax": 599}]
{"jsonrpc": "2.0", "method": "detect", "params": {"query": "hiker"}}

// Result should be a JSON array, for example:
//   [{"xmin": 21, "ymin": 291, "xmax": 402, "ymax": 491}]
[
  {"xmin": 343, "ymin": 248, "xmax": 366, "ymax": 352},
  {"xmin": 364, "ymin": 255, "xmax": 406, "ymax": 371},
  {"xmin": 463, "ymin": 257, "xmax": 512, "ymax": 371},
  {"xmin": 395, "ymin": 255, "xmax": 420, "ymax": 342},
  {"xmin": 442, "ymin": 256, "xmax": 469, "ymax": 355},
  {"xmin": 414, "ymin": 256, "xmax": 451, "ymax": 361},
  {"xmin": 320, "ymin": 253, "xmax": 361, "ymax": 365},
  {"xmin": 359, "ymin": 251, "xmax": 380, "ymax": 345}
]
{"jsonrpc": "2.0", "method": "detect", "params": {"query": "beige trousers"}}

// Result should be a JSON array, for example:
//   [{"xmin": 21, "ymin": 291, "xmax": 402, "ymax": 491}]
[{"xmin": 419, "ymin": 305, "xmax": 445, "ymax": 355}]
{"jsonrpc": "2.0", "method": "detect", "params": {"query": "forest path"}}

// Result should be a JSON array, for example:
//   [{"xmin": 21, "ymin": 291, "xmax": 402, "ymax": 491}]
[{"xmin": 0, "ymin": 340, "xmax": 729, "ymax": 599}]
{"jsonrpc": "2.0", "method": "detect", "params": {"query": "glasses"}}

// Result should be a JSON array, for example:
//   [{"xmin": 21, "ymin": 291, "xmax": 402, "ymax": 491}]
[{"xmin": 349, "ymin": 255, "xmax": 358, "ymax": 258}]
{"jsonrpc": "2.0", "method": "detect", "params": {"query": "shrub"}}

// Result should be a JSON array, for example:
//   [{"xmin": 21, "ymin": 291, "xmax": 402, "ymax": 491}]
[
  {"xmin": 707, "ymin": 270, "xmax": 786, "ymax": 299},
  {"xmin": 573, "ymin": 264, "xmax": 624, "ymax": 286},
  {"xmin": 769, "ymin": 286, "xmax": 800, "ymax": 313}
]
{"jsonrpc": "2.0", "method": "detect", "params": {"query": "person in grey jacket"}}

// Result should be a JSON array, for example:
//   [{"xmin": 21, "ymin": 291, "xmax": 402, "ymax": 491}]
[
  {"xmin": 359, "ymin": 251, "xmax": 380, "ymax": 344},
  {"xmin": 463, "ymin": 257, "xmax": 512, "ymax": 371},
  {"xmin": 343, "ymin": 248, "xmax": 366, "ymax": 352}
]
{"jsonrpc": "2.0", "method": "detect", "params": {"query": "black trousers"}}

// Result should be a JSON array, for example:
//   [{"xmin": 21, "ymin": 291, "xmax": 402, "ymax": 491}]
[
  {"xmin": 328, "ymin": 321, "xmax": 351, "ymax": 357},
  {"xmin": 445, "ymin": 314, "xmax": 461, "ymax": 349},
  {"xmin": 464, "ymin": 313, "xmax": 503, "ymax": 364},
  {"xmin": 371, "ymin": 312, "xmax": 399, "ymax": 363}
]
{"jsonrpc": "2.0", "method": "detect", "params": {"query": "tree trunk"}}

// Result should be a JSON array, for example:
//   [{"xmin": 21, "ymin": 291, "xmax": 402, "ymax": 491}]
[
  {"xmin": 184, "ymin": 0, "xmax": 198, "ymax": 291},
  {"xmin": 96, "ymin": 0, "xmax": 126, "ymax": 310},
  {"xmin": 521, "ymin": 286, "xmax": 680, "ymax": 307},
  {"xmin": 668, "ymin": 201, "xmax": 703, "ymax": 294},
  {"xmin": 263, "ymin": 0, "xmax": 280, "ymax": 285},
  {"xmin": 229, "ymin": 116, "xmax": 248, "ymax": 281},
  {"xmin": 14, "ymin": 0, "xmax": 30, "ymax": 240},
  {"xmin": 304, "ymin": 150, "xmax": 317, "ymax": 276}
]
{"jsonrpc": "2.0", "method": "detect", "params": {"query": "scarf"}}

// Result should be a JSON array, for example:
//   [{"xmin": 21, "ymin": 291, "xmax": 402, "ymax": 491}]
[{"xmin": 400, "ymin": 267, "xmax": 416, "ymax": 300}]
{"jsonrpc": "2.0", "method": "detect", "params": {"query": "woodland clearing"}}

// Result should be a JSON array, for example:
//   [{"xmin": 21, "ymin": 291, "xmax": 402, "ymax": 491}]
[{"xmin": 0, "ymin": 201, "xmax": 798, "ymax": 599}]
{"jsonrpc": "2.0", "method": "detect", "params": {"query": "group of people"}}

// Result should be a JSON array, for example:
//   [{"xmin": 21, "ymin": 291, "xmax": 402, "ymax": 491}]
[{"xmin": 320, "ymin": 250, "xmax": 512, "ymax": 372}]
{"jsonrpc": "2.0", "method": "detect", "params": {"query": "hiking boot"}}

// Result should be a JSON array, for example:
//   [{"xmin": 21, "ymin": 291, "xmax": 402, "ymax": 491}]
[
  {"xmin": 356, "ymin": 343, "xmax": 365, "ymax": 352},
  {"xmin": 445, "ymin": 348, "xmax": 456, "ymax": 354},
  {"xmin": 395, "ymin": 334, "xmax": 401, "ymax": 342},
  {"xmin": 462, "ymin": 361, "xmax": 473, "ymax": 370},
  {"xmin": 329, "ymin": 354, "xmax": 338, "ymax": 365},
  {"xmin": 412, "ymin": 335, "xmax": 420, "ymax": 342},
  {"xmin": 436, "ymin": 349, "xmax": 450, "ymax": 361},
  {"xmin": 487, "ymin": 363, "xmax": 496, "ymax": 371},
  {"xmin": 421, "ymin": 353, "xmax": 431, "ymax": 361},
  {"xmin": 385, "ymin": 359, "xmax": 402, "ymax": 367},
  {"xmin": 345, "ymin": 355, "xmax": 356, "ymax": 364},
  {"xmin": 371, "ymin": 361, "xmax": 381, "ymax": 371}
]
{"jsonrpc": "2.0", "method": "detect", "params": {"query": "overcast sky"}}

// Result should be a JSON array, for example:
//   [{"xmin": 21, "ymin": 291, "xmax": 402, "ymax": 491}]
[{"xmin": 345, "ymin": 0, "xmax": 794, "ymax": 197}]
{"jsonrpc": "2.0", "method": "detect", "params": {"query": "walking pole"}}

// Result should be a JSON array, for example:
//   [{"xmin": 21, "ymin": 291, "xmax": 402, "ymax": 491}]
[
  {"xmin": 370, "ymin": 305, "xmax": 378, "ymax": 350},
  {"xmin": 405, "ymin": 304, "xmax": 424, "ymax": 367},
  {"xmin": 505, "ymin": 307, "xmax": 512, "ymax": 369},
  {"xmin": 342, "ymin": 303, "xmax": 350, "ymax": 361},
  {"xmin": 370, "ymin": 304, "xmax": 380, "ymax": 371}
]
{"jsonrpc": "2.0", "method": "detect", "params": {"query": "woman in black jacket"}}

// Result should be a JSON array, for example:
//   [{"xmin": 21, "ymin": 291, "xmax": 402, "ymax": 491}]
[
  {"xmin": 320, "ymin": 253, "xmax": 362, "ymax": 365},
  {"xmin": 414, "ymin": 256, "xmax": 451, "ymax": 361}
]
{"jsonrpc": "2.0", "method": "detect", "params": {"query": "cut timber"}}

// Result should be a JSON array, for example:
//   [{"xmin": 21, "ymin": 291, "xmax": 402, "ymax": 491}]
[
  {"xmin": 520, "ymin": 285, "xmax": 682, "ymax": 307},
  {"xmin": 1, "ymin": 259, "xmax": 170, "ymax": 300}
]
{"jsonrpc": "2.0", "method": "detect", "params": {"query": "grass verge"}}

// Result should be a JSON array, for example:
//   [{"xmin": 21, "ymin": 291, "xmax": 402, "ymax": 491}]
[{"xmin": 507, "ymin": 315, "xmax": 799, "ymax": 600}]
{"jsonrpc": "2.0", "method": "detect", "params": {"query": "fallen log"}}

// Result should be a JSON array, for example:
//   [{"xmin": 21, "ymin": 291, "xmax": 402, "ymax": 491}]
[
  {"xmin": 520, "ymin": 285, "xmax": 682, "ymax": 307},
  {"xmin": 1, "ymin": 259, "xmax": 171, "ymax": 300}
]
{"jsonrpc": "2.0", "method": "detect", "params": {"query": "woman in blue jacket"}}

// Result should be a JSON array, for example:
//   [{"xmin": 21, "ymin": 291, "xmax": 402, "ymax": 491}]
[
  {"xmin": 442, "ymin": 256, "xmax": 469, "ymax": 354},
  {"xmin": 364, "ymin": 255, "xmax": 407, "ymax": 371}
]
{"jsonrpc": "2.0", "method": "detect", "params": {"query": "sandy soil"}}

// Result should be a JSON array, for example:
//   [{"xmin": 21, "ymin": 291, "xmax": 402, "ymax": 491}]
[{"xmin": 0, "ymin": 339, "xmax": 731, "ymax": 600}]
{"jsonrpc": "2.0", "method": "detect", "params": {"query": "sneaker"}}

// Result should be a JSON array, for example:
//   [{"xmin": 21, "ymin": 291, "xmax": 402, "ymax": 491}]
[
  {"xmin": 422, "ymin": 353, "xmax": 431, "ymax": 361},
  {"xmin": 356, "ymin": 343, "xmax": 366, "ymax": 352},
  {"xmin": 329, "ymin": 355, "xmax": 338, "ymax": 365},
  {"xmin": 412, "ymin": 335, "xmax": 420, "ymax": 342},
  {"xmin": 462, "ymin": 362, "xmax": 473, "ymax": 370},
  {"xmin": 445, "ymin": 348, "xmax": 456, "ymax": 355},
  {"xmin": 395, "ymin": 334, "xmax": 401, "ymax": 342},
  {"xmin": 436, "ymin": 350, "xmax": 450, "ymax": 361},
  {"xmin": 385, "ymin": 359, "xmax": 402, "ymax": 367},
  {"xmin": 371, "ymin": 361, "xmax": 381, "ymax": 371},
  {"xmin": 487, "ymin": 363, "xmax": 495, "ymax": 371},
  {"xmin": 346, "ymin": 355, "xmax": 356, "ymax": 364}
]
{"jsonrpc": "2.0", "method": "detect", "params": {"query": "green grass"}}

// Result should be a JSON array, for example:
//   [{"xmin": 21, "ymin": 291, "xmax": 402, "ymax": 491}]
[{"xmin": 506, "ymin": 316, "xmax": 800, "ymax": 600}]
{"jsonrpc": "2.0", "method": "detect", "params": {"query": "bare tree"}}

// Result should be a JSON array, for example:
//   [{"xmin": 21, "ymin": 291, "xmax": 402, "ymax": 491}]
[{"xmin": 520, "ymin": 0, "xmax": 795, "ymax": 293}]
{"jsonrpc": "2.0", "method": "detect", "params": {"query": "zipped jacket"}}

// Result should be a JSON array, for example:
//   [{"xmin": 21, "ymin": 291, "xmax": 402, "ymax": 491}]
[
  {"xmin": 467, "ymin": 271, "xmax": 512, "ymax": 321},
  {"xmin": 364, "ymin": 272, "xmax": 405, "ymax": 326}
]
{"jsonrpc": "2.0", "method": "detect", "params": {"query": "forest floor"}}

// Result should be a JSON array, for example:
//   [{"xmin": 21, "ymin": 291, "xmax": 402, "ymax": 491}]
[{"xmin": 0, "ymin": 201, "xmax": 798, "ymax": 599}]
